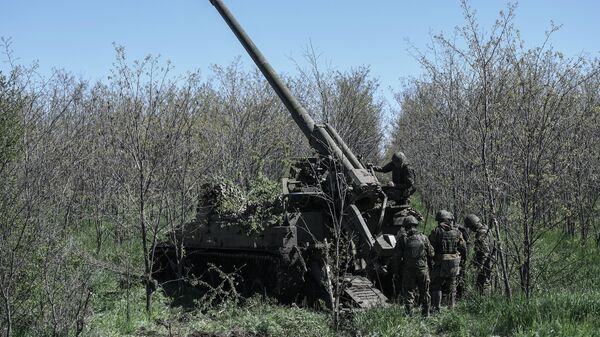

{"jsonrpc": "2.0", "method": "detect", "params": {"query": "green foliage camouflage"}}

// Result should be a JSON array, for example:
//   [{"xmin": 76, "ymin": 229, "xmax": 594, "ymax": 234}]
[{"xmin": 201, "ymin": 174, "xmax": 284, "ymax": 233}]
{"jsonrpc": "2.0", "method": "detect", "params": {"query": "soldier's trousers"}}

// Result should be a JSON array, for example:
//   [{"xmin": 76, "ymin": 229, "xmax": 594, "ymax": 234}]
[
  {"xmin": 386, "ymin": 186, "xmax": 413, "ymax": 205},
  {"xmin": 431, "ymin": 276, "xmax": 457, "ymax": 310},
  {"xmin": 476, "ymin": 263, "xmax": 493, "ymax": 294},
  {"xmin": 402, "ymin": 268, "xmax": 430, "ymax": 316},
  {"xmin": 456, "ymin": 262, "xmax": 466, "ymax": 300},
  {"xmin": 388, "ymin": 257, "xmax": 403, "ymax": 301},
  {"xmin": 430, "ymin": 259, "xmax": 460, "ymax": 311}
]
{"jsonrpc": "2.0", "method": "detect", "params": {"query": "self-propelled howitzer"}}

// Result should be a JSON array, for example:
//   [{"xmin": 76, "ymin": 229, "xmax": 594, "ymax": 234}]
[{"xmin": 153, "ymin": 1, "xmax": 417, "ymax": 310}]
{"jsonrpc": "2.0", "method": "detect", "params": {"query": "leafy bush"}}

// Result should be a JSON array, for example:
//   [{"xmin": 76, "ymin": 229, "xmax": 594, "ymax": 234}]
[{"xmin": 200, "ymin": 175, "xmax": 283, "ymax": 233}]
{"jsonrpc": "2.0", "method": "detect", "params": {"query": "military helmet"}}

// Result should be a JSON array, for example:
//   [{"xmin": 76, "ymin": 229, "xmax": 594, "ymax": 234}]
[
  {"xmin": 391, "ymin": 151, "xmax": 406, "ymax": 167},
  {"xmin": 403, "ymin": 215, "xmax": 419, "ymax": 227},
  {"xmin": 435, "ymin": 210, "xmax": 453, "ymax": 223},
  {"xmin": 464, "ymin": 214, "xmax": 481, "ymax": 228}
]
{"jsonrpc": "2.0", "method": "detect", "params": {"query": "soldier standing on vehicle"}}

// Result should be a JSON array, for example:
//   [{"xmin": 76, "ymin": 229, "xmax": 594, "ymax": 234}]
[
  {"xmin": 370, "ymin": 151, "xmax": 416, "ymax": 204},
  {"xmin": 429, "ymin": 210, "xmax": 466, "ymax": 311},
  {"xmin": 464, "ymin": 214, "xmax": 495, "ymax": 294},
  {"xmin": 396, "ymin": 216, "xmax": 434, "ymax": 316}
]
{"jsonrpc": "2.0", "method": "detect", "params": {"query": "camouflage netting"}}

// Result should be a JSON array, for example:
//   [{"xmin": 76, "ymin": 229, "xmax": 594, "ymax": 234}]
[{"xmin": 199, "ymin": 175, "xmax": 284, "ymax": 233}]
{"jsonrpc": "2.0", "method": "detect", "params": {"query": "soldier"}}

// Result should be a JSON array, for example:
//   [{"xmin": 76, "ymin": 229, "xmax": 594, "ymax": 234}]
[
  {"xmin": 390, "ymin": 214, "xmax": 407, "ymax": 300},
  {"xmin": 389, "ymin": 206, "xmax": 424, "ymax": 298},
  {"xmin": 464, "ymin": 214, "xmax": 495, "ymax": 294},
  {"xmin": 429, "ymin": 210, "xmax": 466, "ymax": 311},
  {"xmin": 396, "ymin": 215, "xmax": 434, "ymax": 316},
  {"xmin": 370, "ymin": 151, "xmax": 416, "ymax": 204}
]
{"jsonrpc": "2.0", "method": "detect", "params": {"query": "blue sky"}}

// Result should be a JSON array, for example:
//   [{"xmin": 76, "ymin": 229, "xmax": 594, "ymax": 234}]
[{"xmin": 1, "ymin": 1, "xmax": 599, "ymax": 103}]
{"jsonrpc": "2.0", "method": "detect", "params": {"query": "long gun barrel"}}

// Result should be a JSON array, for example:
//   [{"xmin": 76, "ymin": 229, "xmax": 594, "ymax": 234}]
[
  {"xmin": 209, "ymin": 0, "xmax": 365, "ymax": 172},
  {"xmin": 210, "ymin": 0, "xmax": 385, "ymax": 193},
  {"xmin": 209, "ymin": 0, "xmax": 315, "ymax": 140}
]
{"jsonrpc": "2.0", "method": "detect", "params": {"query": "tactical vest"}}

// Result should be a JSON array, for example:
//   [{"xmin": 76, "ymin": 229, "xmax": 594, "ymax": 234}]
[
  {"xmin": 432, "ymin": 225, "xmax": 461, "ymax": 277},
  {"xmin": 439, "ymin": 228, "xmax": 460, "ymax": 255},
  {"xmin": 403, "ymin": 233, "xmax": 428, "ymax": 269}
]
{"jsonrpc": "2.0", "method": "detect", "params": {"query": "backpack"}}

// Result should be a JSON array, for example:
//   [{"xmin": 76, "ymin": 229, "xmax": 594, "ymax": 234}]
[{"xmin": 403, "ymin": 233, "xmax": 427, "ymax": 269}]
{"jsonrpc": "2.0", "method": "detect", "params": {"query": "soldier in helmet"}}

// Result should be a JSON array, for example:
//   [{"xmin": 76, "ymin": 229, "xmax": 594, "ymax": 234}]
[
  {"xmin": 429, "ymin": 210, "xmax": 466, "ymax": 311},
  {"xmin": 396, "ymin": 215, "xmax": 434, "ymax": 316},
  {"xmin": 464, "ymin": 214, "xmax": 495, "ymax": 294},
  {"xmin": 389, "ymin": 213, "xmax": 407, "ymax": 300},
  {"xmin": 370, "ymin": 151, "xmax": 416, "ymax": 204}
]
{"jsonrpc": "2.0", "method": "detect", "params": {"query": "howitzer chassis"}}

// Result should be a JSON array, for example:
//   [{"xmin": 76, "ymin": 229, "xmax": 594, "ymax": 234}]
[{"xmin": 155, "ymin": 158, "xmax": 414, "ymax": 308}]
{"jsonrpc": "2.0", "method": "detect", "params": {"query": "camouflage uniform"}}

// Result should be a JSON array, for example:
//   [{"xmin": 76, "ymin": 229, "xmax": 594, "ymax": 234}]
[
  {"xmin": 372, "ymin": 152, "xmax": 416, "ymax": 204},
  {"xmin": 465, "ymin": 214, "xmax": 494, "ymax": 294},
  {"xmin": 396, "ymin": 216, "xmax": 434, "ymax": 316},
  {"xmin": 391, "ymin": 221, "xmax": 407, "ymax": 300},
  {"xmin": 389, "ymin": 206, "xmax": 424, "ymax": 300},
  {"xmin": 429, "ymin": 211, "xmax": 466, "ymax": 311}
]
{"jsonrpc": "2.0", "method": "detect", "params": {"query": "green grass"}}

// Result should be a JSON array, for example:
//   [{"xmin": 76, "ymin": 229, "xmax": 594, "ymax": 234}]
[
  {"xmin": 85, "ymin": 286, "xmax": 600, "ymax": 337},
  {"xmin": 86, "ymin": 286, "xmax": 172, "ymax": 337},
  {"xmin": 86, "ymin": 290, "xmax": 335, "ymax": 337},
  {"xmin": 353, "ymin": 291, "xmax": 600, "ymax": 337},
  {"xmin": 186, "ymin": 297, "xmax": 335, "ymax": 337}
]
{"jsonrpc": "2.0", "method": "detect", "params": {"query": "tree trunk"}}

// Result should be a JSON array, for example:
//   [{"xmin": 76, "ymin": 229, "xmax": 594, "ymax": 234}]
[
  {"xmin": 2, "ymin": 293, "xmax": 12, "ymax": 337},
  {"xmin": 139, "ymin": 170, "xmax": 153, "ymax": 313}
]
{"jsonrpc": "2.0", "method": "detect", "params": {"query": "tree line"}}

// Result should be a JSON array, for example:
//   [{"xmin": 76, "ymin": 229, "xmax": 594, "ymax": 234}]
[{"xmin": 391, "ymin": 2, "xmax": 600, "ymax": 299}]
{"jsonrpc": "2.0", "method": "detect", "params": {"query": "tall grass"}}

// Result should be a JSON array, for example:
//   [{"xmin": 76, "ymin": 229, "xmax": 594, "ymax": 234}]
[
  {"xmin": 87, "ymin": 289, "xmax": 335, "ymax": 337},
  {"xmin": 353, "ymin": 290, "xmax": 600, "ymax": 337}
]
